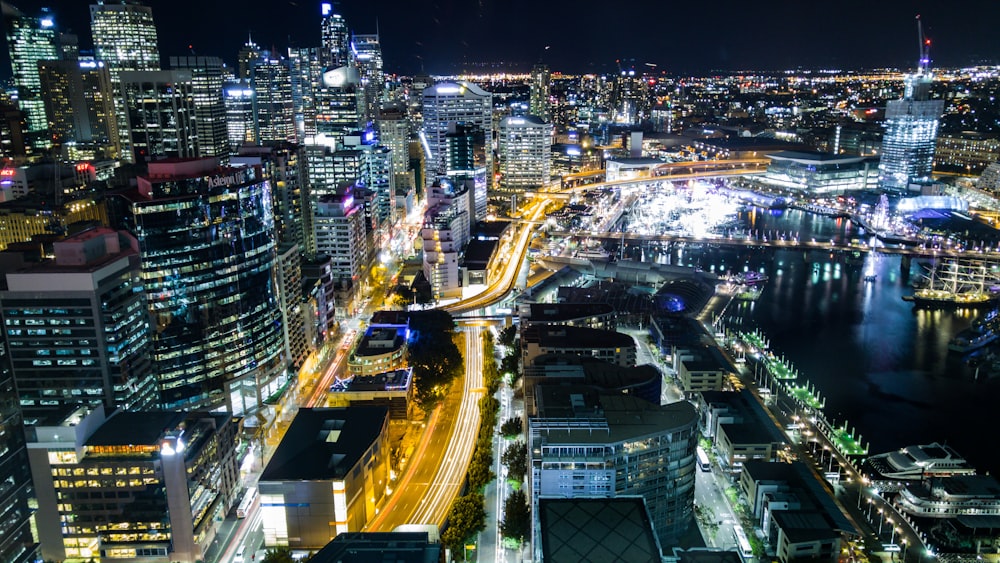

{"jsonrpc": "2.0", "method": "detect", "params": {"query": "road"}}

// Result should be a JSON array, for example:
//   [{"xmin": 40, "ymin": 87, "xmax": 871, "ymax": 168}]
[{"xmin": 366, "ymin": 325, "xmax": 484, "ymax": 531}]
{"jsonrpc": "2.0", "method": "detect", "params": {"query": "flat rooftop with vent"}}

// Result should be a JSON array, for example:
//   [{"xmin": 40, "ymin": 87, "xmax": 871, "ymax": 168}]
[{"xmin": 258, "ymin": 407, "xmax": 390, "ymax": 549}]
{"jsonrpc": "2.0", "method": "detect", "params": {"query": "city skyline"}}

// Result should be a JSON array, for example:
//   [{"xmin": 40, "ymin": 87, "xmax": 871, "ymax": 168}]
[{"xmin": 1, "ymin": 0, "xmax": 999, "ymax": 79}]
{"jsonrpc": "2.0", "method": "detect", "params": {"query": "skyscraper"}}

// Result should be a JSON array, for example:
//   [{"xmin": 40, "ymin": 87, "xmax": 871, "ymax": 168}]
[
  {"xmin": 38, "ymin": 59, "xmax": 121, "ymax": 156},
  {"xmin": 320, "ymin": 2, "xmax": 349, "ymax": 70},
  {"xmin": 497, "ymin": 115, "xmax": 552, "ymax": 192},
  {"xmin": 223, "ymin": 82, "xmax": 255, "ymax": 150},
  {"xmin": 351, "ymin": 33, "xmax": 383, "ymax": 125},
  {"xmin": 114, "ymin": 158, "xmax": 286, "ymax": 414},
  {"xmin": 444, "ymin": 123, "xmax": 488, "ymax": 219},
  {"xmin": 529, "ymin": 63, "xmax": 551, "ymax": 122},
  {"xmin": 421, "ymin": 81, "xmax": 493, "ymax": 214},
  {"xmin": 251, "ymin": 53, "xmax": 297, "ymax": 143},
  {"xmin": 170, "ymin": 56, "xmax": 230, "ymax": 162},
  {"xmin": 878, "ymin": 58, "xmax": 944, "ymax": 191},
  {"xmin": 0, "ymin": 227, "xmax": 158, "ymax": 414},
  {"xmin": 3, "ymin": 2, "xmax": 59, "ymax": 145},
  {"xmin": 90, "ymin": 0, "xmax": 161, "ymax": 161},
  {"xmin": 119, "ymin": 69, "xmax": 198, "ymax": 162}
]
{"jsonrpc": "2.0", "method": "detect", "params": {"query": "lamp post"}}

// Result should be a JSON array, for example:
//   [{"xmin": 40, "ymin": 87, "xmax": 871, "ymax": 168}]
[
  {"xmin": 878, "ymin": 509, "xmax": 885, "ymax": 534},
  {"xmin": 901, "ymin": 539, "xmax": 908, "ymax": 562}
]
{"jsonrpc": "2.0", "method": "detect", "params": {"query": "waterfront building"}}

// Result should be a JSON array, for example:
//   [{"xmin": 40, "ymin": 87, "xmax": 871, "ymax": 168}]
[
  {"xmin": 38, "ymin": 59, "xmax": 121, "ymax": 157},
  {"xmin": 934, "ymin": 131, "xmax": 1000, "ymax": 174},
  {"xmin": 0, "ymin": 296, "xmax": 37, "ymax": 563},
  {"xmin": 320, "ymin": 2, "xmax": 349, "ymax": 70},
  {"xmin": 169, "ymin": 56, "xmax": 229, "ymax": 162},
  {"xmin": 90, "ymin": 0, "xmax": 161, "ymax": 161},
  {"xmin": 696, "ymin": 391, "xmax": 786, "ymax": 472},
  {"xmin": 878, "ymin": 68, "xmax": 944, "ymax": 191},
  {"xmin": 529, "ymin": 63, "xmax": 551, "ymax": 122},
  {"xmin": 3, "ymin": 3, "xmax": 58, "ymax": 144},
  {"xmin": 674, "ymin": 345, "xmax": 731, "ymax": 395},
  {"xmin": 113, "ymin": 158, "xmax": 285, "ymax": 414},
  {"xmin": 26, "ymin": 406, "xmax": 240, "ymax": 563},
  {"xmin": 251, "ymin": 53, "xmax": 296, "ymax": 143},
  {"xmin": 497, "ymin": 115, "xmax": 553, "ymax": 193},
  {"xmin": 119, "ymin": 70, "xmax": 198, "ymax": 162},
  {"xmin": 521, "ymin": 324, "xmax": 636, "ymax": 368},
  {"xmin": 0, "ymin": 228, "xmax": 157, "ymax": 414},
  {"xmin": 864, "ymin": 442, "xmax": 976, "ymax": 491},
  {"xmin": 421, "ymin": 81, "xmax": 493, "ymax": 194},
  {"xmin": 259, "ymin": 407, "xmax": 390, "ymax": 549},
  {"xmin": 978, "ymin": 162, "xmax": 1000, "ymax": 197},
  {"xmin": 740, "ymin": 461, "xmax": 857, "ymax": 563},
  {"xmin": 328, "ymin": 367, "xmax": 413, "ymax": 420},
  {"xmin": 528, "ymin": 393, "xmax": 698, "ymax": 552},
  {"xmin": 520, "ymin": 302, "xmax": 616, "ymax": 331},
  {"xmin": 523, "ymin": 354, "xmax": 661, "ymax": 409},
  {"xmin": 420, "ymin": 178, "xmax": 472, "ymax": 300},
  {"xmin": 762, "ymin": 151, "xmax": 879, "ymax": 194}
]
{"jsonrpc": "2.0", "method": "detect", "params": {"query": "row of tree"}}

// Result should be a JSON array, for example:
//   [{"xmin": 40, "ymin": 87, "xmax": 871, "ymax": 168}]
[
  {"xmin": 407, "ymin": 310, "xmax": 464, "ymax": 409},
  {"xmin": 441, "ymin": 329, "xmax": 503, "ymax": 560}
]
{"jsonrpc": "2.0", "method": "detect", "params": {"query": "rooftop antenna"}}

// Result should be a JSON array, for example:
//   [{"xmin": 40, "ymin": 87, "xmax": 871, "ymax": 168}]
[{"xmin": 916, "ymin": 15, "xmax": 930, "ymax": 74}]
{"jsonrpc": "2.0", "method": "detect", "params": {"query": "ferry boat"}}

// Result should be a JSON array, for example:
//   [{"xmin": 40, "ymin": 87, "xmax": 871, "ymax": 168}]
[
  {"xmin": 865, "ymin": 442, "xmax": 976, "ymax": 483},
  {"xmin": 903, "ymin": 258, "xmax": 1000, "ymax": 308},
  {"xmin": 948, "ymin": 310, "xmax": 1000, "ymax": 353}
]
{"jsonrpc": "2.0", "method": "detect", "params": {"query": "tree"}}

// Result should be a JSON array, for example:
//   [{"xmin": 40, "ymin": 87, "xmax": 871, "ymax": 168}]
[
  {"xmin": 442, "ymin": 493, "xmax": 487, "ymax": 559},
  {"xmin": 500, "ymin": 352, "xmax": 519, "ymax": 376},
  {"xmin": 499, "ymin": 325, "xmax": 517, "ymax": 348},
  {"xmin": 502, "ymin": 440, "xmax": 528, "ymax": 482},
  {"xmin": 261, "ymin": 547, "xmax": 295, "ymax": 563},
  {"xmin": 467, "ymin": 445, "xmax": 495, "ymax": 490},
  {"xmin": 500, "ymin": 489, "xmax": 530, "ymax": 543},
  {"xmin": 500, "ymin": 417, "xmax": 522, "ymax": 437},
  {"xmin": 407, "ymin": 310, "xmax": 463, "ymax": 408}
]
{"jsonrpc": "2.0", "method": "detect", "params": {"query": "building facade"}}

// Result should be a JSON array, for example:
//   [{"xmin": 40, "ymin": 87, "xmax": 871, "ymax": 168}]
[
  {"xmin": 497, "ymin": 115, "xmax": 553, "ymax": 192},
  {"xmin": 119, "ymin": 70, "xmax": 198, "ymax": 162},
  {"xmin": 421, "ymin": 81, "xmax": 493, "ymax": 194},
  {"xmin": 3, "ymin": 3, "xmax": 59, "ymax": 143},
  {"xmin": 117, "ymin": 158, "xmax": 286, "ymax": 414},
  {"xmin": 878, "ymin": 72, "xmax": 944, "ymax": 191}
]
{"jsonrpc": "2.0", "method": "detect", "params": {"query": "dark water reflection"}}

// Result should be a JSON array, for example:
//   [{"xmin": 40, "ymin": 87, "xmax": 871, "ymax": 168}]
[{"xmin": 642, "ymin": 208, "xmax": 1000, "ymax": 474}]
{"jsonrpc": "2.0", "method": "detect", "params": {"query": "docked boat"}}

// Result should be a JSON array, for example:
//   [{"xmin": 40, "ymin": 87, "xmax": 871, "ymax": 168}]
[
  {"xmin": 865, "ymin": 442, "xmax": 976, "ymax": 485},
  {"xmin": 903, "ymin": 258, "xmax": 1000, "ymax": 308},
  {"xmin": 948, "ymin": 323, "xmax": 998, "ymax": 353}
]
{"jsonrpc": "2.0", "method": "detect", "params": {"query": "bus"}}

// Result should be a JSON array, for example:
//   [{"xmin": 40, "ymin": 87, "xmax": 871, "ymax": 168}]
[
  {"xmin": 733, "ymin": 524, "xmax": 754, "ymax": 561},
  {"xmin": 236, "ymin": 486, "xmax": 257, "ymax": 519},
  {"xmin": 696, "ymin": 446, "xmax": 711, "ymax": 472}
]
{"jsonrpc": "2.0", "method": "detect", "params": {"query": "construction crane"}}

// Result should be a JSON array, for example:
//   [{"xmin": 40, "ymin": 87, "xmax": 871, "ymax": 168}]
[{"xmin": 916, "ymin": 14, "xmax": 931, "ymax": 74}]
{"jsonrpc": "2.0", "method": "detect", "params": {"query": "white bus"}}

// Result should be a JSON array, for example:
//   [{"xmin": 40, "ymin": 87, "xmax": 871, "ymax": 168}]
[
  {"xmin": 236, "ymin": 486, "xmax": 257, "ymax": 519},
  {"xmin": 696, "ymin": 446, "xmax": 711, "ymax": 472},
  {"xmin": 733, "ymin": 524, "xmax": 754, "ymax": 561}
]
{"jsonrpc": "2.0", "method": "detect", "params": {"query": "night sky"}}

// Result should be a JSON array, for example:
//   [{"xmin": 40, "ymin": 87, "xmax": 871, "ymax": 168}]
[{"xmin": 3, "ymin": 0, "xmax": 1000, "ymax": 77}]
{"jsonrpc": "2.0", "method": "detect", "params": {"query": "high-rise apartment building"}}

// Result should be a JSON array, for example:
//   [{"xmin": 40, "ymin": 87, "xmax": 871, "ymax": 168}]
[
  {"xmin": 0, "ymin": 227, "xmax": 157, "ymax": 415},
  {"xmin": 288, "ymin": 46, "xmax": 322, "ymax": 142},
  {"xmin": 119, "ymin": 70, "xmax": 198, "ymax": 162},
  {"xmin": 251, "ymin": 53, "xmax": 296, "ymax": 143},
  {"xmin": 421, "ymin": 178, "xmax": 472, "ymax": 300},
  {"xmin": 275, "ymin": 243, "xmax": 308, "ymax": 370},
  {"xmin": 113, "ymin": 158, "xmax": 286, "ymax": 414},
  {"xmin": 38, "ymin": 59, "xmax": 121, "ymax": 156},
  {"xmin": 444, "ymin": 123, "xmax": 488, "ymax": 219},
  {"xmin": 497, "ymin": 115, "xmax": 552, "ymax": 192},
  {"xmin": 529, "ymin": 395, "xmax": 698, "ymax": 554},
  {"xmin": 377, "ymin": 105, "xmax": 411, "ymax": 179},
  {"xmin": 170, "ymin": 56, "xmax": 230, "ymax": 162},
  {"xmin": 612, "ymin": 69, "xmax": 650, "ymax": 125},
  {"xmin": 90, "ymin": 0, "xmax": 161, "ymax": 161},
  {"xmin": 223, "ymin": 82, "xmax": 255, "ymax": 150},
  {"xmin": 320, "ymin": 3, "xmax": 349, "ymax": 70},
  {"xmin": 529, "ymin": 63, "xmax": 551, "ymax": 122},
  {"xmin": 878, "ymin": 48, "xmax": 944, "ymax": 191},
  {"xmin": 3, "ymin": 3, "xmax": 58, "ymax": 144},
  {"xmin": 313, "ymin": 183, "xmax": 369, "ymax": 286},
  {"xmin": 0, "ymin": 315, "xmax": 36, "ymax": 563},
  {"xmin": 421, "ymin": 81, "xmax": 493, "ymax": 205}
]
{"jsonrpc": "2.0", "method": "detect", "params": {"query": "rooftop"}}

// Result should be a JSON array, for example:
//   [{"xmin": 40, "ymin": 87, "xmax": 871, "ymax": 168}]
[
  {"xmin": 85, "ymin": 411, "xmax": 188, "ymax": 447},
  {"xmin": 523, "ymin": 302, "xmax": 615, "ymax": 324},
  {"xmin": 767, "ymin": 150, "xmax": 871, "ymax": 165},
  {"xmin": 523, "ymin": 324, "xmax": 634, "ymax": 350},
  {"xmin": 538, "ymin": 497, "xmax": 662, "ymax": 563},
  {"xmin": 310, "ymin": 532, "xmax": 440, "ymax": 563},
  {"xmin": 534, "ymin": 393, "xmax": 697, "ymax": 445},
  {"xmin": 261, "ymin": 407, "xmax": 388, "ymax": 481}
]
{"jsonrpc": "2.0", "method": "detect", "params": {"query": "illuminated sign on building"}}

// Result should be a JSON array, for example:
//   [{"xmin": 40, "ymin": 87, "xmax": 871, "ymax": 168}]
[{"xmin": 204, "ymin": 167, "xmax": 257, "ymax": 188}]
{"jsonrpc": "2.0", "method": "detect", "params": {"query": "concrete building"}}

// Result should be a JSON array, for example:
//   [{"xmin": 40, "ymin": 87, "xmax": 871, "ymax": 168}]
[
  {"xmin": 497, "ymin": 115, "xmax": 553, "ymax": 192},
  {"xmin": 420, "ymin": 178, "xmax": 472, "ymax": 300},
  {"xmin": 0, "ymin": 227, "xmax": 157, "ymax": 414},
  {"xmin": 347, "ymin": 316, "xmax": 409, "ymax": 376},
  {"xmin": 934, "ymin": 131, "xmax": 1000, "ymax": 174},
  {"xmin": 38, "ymin": 59, "xmax": 121, "ymax": 157},
  {"xmin": 309, "ymin": 531, "xmax": 440, "ymax": 563},
  {"xmin": 3, "ymin": 3, "xmax": 58, "ymax": 144},
  {"xmin": 169, "ymin": 56, "xmax": 229, "ymax": 162},
  {"xmin": 421, "ymin": 81, "xmax": 492, "ymax": 192},
  {"xmin": 521, "ymin": 324, "xmax": 636, "ymax": 368},
  {"xmin": 537, "ymin": 497, "xmax": 663, "ymax": 563},
  {"xmin": 519, "ymin": 302, "xmax": 616, "ymax": 331},
  {"xmin": 697, "ymin": 391, "xmax": 787, "ymax": 472},
  {"xmin": 0, "ymin": 190, "xmax": 107, "ymax": 251},
  {"xmin": 259, "ymin": 407, "xmax": 390, "ymax": 548},
  {"xmin": 250, "ymin": 53, "xmax": 296, "ymax": 144},
  {"xmin": 529, "ymin": 393, "xmax": 698, "ymax": 553},
  {"xmin": 276, "ymin": 243, "xmax": 309, "ymax": 370},
  {"xmin": 313, "ymin": 183, "xmax": 369, "ymax": 290},
  {"xmin": 26, "ymin": 406, "xmax": 240, "ymax": 563},
  {"xmin": 740, "ymin": 461, "xmax": 857, "ymax": 563},
  {"xmin": 674, "ymin": 345, "xmax": 732, "ymax": 396},
  {"xmin": 529, "ymin": 63, "xmax": 551, "ymax": 122}
]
